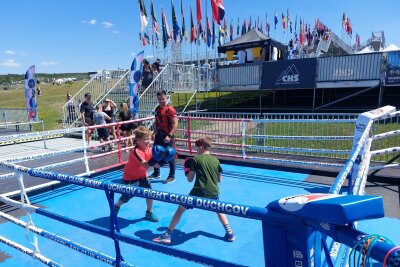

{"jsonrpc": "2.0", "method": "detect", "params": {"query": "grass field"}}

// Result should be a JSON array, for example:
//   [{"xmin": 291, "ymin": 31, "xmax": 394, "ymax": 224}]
[{"xmin": 0, "ymin": 82, "xmax": 85, "ymax": 130}]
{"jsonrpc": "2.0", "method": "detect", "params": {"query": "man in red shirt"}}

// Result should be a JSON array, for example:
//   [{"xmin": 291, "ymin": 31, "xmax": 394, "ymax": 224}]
[{"xmin": 148, "ymin": 90, "xmax": 178, "ymax": 184}]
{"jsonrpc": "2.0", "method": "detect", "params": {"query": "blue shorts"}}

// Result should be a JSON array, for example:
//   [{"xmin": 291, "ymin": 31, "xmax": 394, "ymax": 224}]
[
  {"xmin": 182, "ymin": 195, "xmax": 219, "ymax": 210},
  {"xmin": 119, "ymin": 178, "xmax": 151, "ymax": 203}
]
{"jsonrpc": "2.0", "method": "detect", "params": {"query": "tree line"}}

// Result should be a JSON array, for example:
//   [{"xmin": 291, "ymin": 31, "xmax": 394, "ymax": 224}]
[{"xmin": 0, "ymin": 73, "xmax": 89, "ymax": 84}]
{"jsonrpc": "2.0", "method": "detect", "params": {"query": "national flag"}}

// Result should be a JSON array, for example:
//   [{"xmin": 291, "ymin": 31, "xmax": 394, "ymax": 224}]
[
  {"xmin": 161, "ymin": 8, "xmax": 170, "ymax": 48},
  {"xmin": 218, "ymin": 25, "xmax": 223, "ymax": 45},
  {"xmin": 299, "ymin": 18, "xmax": 303, "ymax": 45},
  {"xmin": 181, "ymin": 0, "xmax": 187, "ymax": 41},
  {"xmin": 212, "ymin": 0, "xmax": 225, "ymax": 25},
  {"xmin": 25, "ymin": 65, "xmax": 38, "ymax": 122},
  {"xmin": 150, "ymin": 0, "xmax": 159, "ymax": 35},
  {"xmin": 171, "ymin": 0, "xmax": 180, "ymax": 42},
  {"xmin": 266, "ymin": 13, "xmax": 270, "ymax": 35},
  {"xmin": 230, "ymin": 20, "xmax": 234, "ymax": 41},
  {"xmin": 196, "ymin": 0, "xmax": 202, "ymax": 24},
  {"xmin": 356, "ymin": 33, "xmax": 360, "ymax": 47},
  {"xmin": 144, "ymin": 32, "xmax": 151, "ymax": 44},
  {"xmin": 241, "ymin": 18, "xmax": 246, "ymax": 35},
  {"xmin": 138, "ymin": 0, "xmax": 148, "ymax": 32},
  {"xmin": 224, "ymin": 18, "xmax": 228, "ymax": 40},
  {"xmin": 190, "ymin": 5, "xmax": 196, "ymax": 43},
  {"xmin": 248, "ymin": 15, "xmax": 252, "ymax": 32},
  {"xmin": 282, "ymin": 13, "xmax": 286, "ymax": 30},
  {"xmin": 314, "ymin": 17, "xmax": 319, "ymax": 30},
  {"xmin": 206, "ymin": 17, "xmax": 211, "ymax": 47},
  {"xmin": 274, "ymin": 11, "xmax": 278, "ymax": 30},
  {"xmin": 342, "ymin": 12, "xmax": 347, "ymax": 30},
  {"xmin": 237, "ymin": 18, "xmax": 240, "ymax": 35},
  {"xmin": 212, "ymin": 20, "xmax": 216, "ymax": 48}
]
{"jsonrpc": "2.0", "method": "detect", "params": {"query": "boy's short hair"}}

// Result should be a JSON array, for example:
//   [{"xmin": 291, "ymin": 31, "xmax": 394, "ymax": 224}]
[
  {"xmin": 195, "ymin": 136, "xmax": 212, "ymax": 150},
  {"xmin": 156, "ymin": 90, "xmax": 167, "ymax": 97},
  {"xmin": 96, "ymin": 103, "xmax": 102, "ymax": 110},
  {"xmin": 133, "ymin": 126, "xmax": 151, "ymax": 140}
]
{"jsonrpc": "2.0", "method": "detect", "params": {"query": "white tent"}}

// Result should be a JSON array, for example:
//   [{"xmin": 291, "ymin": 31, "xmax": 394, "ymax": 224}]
[
  {"xmin": 357, "ymin": 47, "xmax": 373, "ymax": 54},
  {"xmin": 383, "ymin": 44, "xmax": 400, "ymax": 52}
]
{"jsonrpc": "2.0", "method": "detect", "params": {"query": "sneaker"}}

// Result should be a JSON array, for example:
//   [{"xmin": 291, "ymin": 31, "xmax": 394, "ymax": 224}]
[
  {"xmin": 162, "ymin": 176, "xmax": 175, "ymax": 184},
  {"xmin": 101, "ymin": 147, "xmax": 106, "ymax": 152},
  {"xmin": 148, "ymin": 173, "xmax": 161, "ymax": 180},
  {"xmin": 145, "ymin": 211, "xmax": 159, "ymax": 222},
  {"xmin": 152, "ymin": 232, "xmax": 171, "ymax": 244},
  {"xmin": 114, "ymin": 205, "xmax": 120, "ymax": 216},
  {"xmin": 224, "ymin": 231, "xmax": 235, "ymax": 242}
]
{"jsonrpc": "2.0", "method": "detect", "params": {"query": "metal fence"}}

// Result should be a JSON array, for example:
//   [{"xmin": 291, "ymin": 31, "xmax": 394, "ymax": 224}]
[
  {"xmin": 176, "ymin": 112, "xmax": 359, "ymax": 161},
  {"xmin": 61, "ymin": 69, "xmax": 129, "ymax": 128},
  {"xmin": 0, "ymin": 108, "xmax": 33, "ymax": 132}
]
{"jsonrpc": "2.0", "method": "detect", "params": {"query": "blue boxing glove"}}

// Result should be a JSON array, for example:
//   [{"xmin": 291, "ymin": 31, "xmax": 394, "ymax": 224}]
[
  {"xmin": 158, "ymin": 146, "xmax": 176, "ymax": 167},
  {"xmin": 148, "ymin": 145, "xmax": 166, "ymax": 166}
]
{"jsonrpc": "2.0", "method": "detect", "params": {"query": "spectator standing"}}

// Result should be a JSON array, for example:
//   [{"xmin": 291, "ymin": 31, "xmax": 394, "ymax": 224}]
[
  {"xmin": 66, "ymin": 93, "xmax": 76, "ymax": 123},
  {"xmin": 103, "ymin": 97, "xmax": 117, "ymax": 141},
  {"xmin": 118, "ymin": 102, "xmax": 134, "ymax": 149},
  {"xmin": 93, "ymin": 104, "xmax": 112, "ymax": 152},
  {"xmin": 141, "ymin": 59, "xmax": 153, "ymax": 92},
  {"xmin": 80, "ymin": 93, "xmax": 95, "ymax": 146}
]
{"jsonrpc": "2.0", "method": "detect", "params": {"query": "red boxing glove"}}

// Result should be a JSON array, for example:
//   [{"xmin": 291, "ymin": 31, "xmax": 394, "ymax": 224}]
[{"xmin": 183, "ymin": 157, "xmax": 194, "ymax": 175}]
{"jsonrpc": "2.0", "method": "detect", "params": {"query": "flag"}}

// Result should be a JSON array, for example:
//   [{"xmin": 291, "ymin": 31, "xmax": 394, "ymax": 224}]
[
  {"xmin": 241, "ymin": 18, "xmax": 246, "ymax": 35},
  {"xmin": 230, "ymin": 20, "xmax": 234, "ymax": 41},
  {"xmin": 237, "ymin": 18, "xmax": 240, "ymax": 35},
  {"xmin": 224, "ymin": 18, "xmax": 227, "ymax": 40},
  {"xmin": 171, "ymin": 0, "xmax": 180, "ymax": 42},
  {"xmin": 266, "ymin": 13, "xmax": 270, "ymax": 35},
  {"xmin": 212, "ymin": 0, "xmax": 225, "ymax": 25},
  {"xmin": 196, "ymin": 0, "xmax": 202, "ymax": 24},
  {"xmin": 356, "ymin": 33, "xmax": 360, "ymax": 47},
  {"xmin": 129, "ymin": 51, "xmax": 144, "ymax": 117},
  {"xmin": 342, "ymin": 12, "xmax": 347, "ymax": 30},
  {"xmin": 299, "ymin": 18, "xmax": 303, "ymax": 45},
  {"xmin": 181, "ymin": 0, "xmax": 187, "ymax": 41},
  {"xmin": 190, "ymin": 5, "xmax": 196, "ymax": 43},
  {"xmin": 198, "ymin": 22, "xmax": 204, "ymax": 42},
  {"xmin": 25, "ymin": 65, "xmax": 38, "ymax": 122},
  {"xmin": 206, "ymin": 17, "xmax": 211, "ymax": 47},
  {"xmin": 218, "ymin": 25, "xmax": 223, "ymax": 45},
  {"xmin": 282, "ymin": 13, "xmax": 286, "ymax": 30},
  {"xmin": 248, "ymin": 15, "xmax": 252, "ymax": 32},
  {"xmin": 138, "ymin": 0, "xmax": 148, "ymax": 31},
  {"xmin": 150, "ymin": 0, "xmax": 159, "ymax": 35},
  {"xmin": 212, "ymin": 20, "xmax": 216, "ymax": 48},
  {"xmin": 161, "ymin": 8, "xmax": 170, "ymax": 48},
  {"xmin": 274, "ymin": 11, "xmax": 278, "ymax": 30},
  {"xmin": 144, "ymin": 32, "xmax": 151, "ymax": 44}
]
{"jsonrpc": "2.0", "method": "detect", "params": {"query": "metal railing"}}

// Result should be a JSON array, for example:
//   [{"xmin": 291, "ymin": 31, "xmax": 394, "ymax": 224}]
[{"xmin": 61, "ymin": 69, "xmax": 129, "ymax": 128}]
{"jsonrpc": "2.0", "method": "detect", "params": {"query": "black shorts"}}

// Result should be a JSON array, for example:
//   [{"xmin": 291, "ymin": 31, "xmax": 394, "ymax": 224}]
[
  {"xmin": 119, "ymin": 178, "xmax": 151, "ymax": 203},
  {"xmin": 85, "ymin": 117, "xmax": 94, "ymax": 126},
  {"xmin": 97, "ymin": 128, "xmax": 109, "ymax": 139}
]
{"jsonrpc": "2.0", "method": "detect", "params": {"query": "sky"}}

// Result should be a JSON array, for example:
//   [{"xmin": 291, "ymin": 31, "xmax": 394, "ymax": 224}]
[{"xmin": 1, "ymin": 0, "xmax": 399, "ymax": 74}]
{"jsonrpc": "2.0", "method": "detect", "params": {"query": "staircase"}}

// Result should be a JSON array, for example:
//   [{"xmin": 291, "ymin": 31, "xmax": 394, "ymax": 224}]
[{"xmin": 61, "ymin": 64, "xmax": 211, "ymax": 128}]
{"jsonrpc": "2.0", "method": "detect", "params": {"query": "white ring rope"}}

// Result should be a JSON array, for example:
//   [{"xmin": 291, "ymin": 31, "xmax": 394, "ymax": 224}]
[
  {"xmin": 372, "ymin": 130, "xmax": 400, "ymax": 140},
  {"xmin": 17, "ymin": 173, "xmax": 40, "ymax": 255},
  {"xmin": 0, "ymin": 127, "xmax": 83, "ymax": 142},
  {"xmin": 35, "ymin": 157, "xmax": 86, "ymax": 170},
  {"xmin": 353, "ymin": 138, "xmax": 372, "ymax": 195},
  {"xmin": 6, "ymin": 147, "xmax": 84, "ymax": 163},
  {"xmin": 0, "ymin": 235, "xmax": 62, "ymax": 267},
  {"xmin": 0, "ymin": 172, "xmax": 18, "ymax": 180},
  {"xmin": 370, "ymin": 147, "xmax": 400, "ymax": 156}
]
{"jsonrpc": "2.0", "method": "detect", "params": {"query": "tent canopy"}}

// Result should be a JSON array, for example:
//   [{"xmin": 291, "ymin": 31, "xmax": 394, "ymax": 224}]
[
  {"xmin": 217, "ymin": 28, "xmax": 287, "ymax": 53},
  {"xmin": 383, "ymin": 44, "xmax": 400, "ymax": 52}
]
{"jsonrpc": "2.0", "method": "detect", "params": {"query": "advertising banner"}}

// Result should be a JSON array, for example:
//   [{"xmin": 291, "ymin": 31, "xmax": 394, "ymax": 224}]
[
  {"xmin": 385, "ymin": 51, "xmax": 400, "ymax": 86},
  {"xmin": 24, "ymin": 65, "xmax": 38, "ymax": 121},
  {"xmin": 260, "ymin": 58, "xmax": 317, "ymax": 89},
  {"xmin": 129, "ymin": 50, "xmax": 144, "ymax": 117}
]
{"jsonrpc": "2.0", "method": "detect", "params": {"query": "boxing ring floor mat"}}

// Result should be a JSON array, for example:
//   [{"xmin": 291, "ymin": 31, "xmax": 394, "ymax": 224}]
[{"xmin": 1, "ymin": 164, "xmax": 399, "ymax": 267}]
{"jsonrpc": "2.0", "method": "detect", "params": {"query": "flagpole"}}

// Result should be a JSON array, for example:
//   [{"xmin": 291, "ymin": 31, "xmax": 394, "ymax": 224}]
[{"xmin": 205, "ymin": 0, "xmax": 208, "ymax": 62}]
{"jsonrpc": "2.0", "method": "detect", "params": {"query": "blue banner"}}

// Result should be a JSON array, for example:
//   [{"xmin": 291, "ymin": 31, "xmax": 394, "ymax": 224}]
[
  {"xmin": 24, "ymin": 65, "xmax": 38, "ymax": 121},
  {"xmin": 385, "ymin": 51, "xmax": 400, "ymax": 85},
  {"xmin": 260, "ymin": 58, "xmax": 317, "ymax": 89},
  {"xmin": 129, "ymin": 51, "xmax": 144, "ymax": 117}
]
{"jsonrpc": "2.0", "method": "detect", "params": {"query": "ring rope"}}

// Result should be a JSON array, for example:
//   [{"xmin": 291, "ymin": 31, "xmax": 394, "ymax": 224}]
[
  {"xmin": 0, "ymin": 235, "xmax": 62, "ymax": 267},
  {"xmin": 0, "ymin": 211, "xmax": 136, "ymax": 267}
]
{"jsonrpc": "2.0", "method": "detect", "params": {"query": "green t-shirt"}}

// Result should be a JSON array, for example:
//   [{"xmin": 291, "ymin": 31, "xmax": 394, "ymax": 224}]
[{"xmin": 189, "ymin": 153, "xmax": 223, "ymax": 198}]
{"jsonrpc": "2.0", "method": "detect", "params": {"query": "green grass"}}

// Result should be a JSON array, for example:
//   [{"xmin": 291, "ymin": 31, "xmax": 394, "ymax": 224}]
[{"xmin": 0, "ymin": 81, "xmax": 86, "ymax": 130}]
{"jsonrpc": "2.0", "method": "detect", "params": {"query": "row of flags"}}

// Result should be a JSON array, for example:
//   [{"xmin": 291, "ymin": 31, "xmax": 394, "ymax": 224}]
[{"xmin": 138, "ymin": 1, "xmax": 360, "ymax": 49}]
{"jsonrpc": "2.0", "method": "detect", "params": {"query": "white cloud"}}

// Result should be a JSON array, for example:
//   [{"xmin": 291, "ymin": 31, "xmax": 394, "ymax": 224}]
[
  {"xmin": 113, "ymin": 30, "xmax": 120, "ymax": 34},
  {"xmin": 0, "ymin": 59, "xmax": 20, "ymax": 67},
  {"xmin": 102, "ymin": 21, "xmax": 114, "ymax": 29},
  {"xmin": 41, "ymin": 61, "xmax": 59, "ymax": 66},
  {"xmin": 88, "ymin": 19, "xmax": 97, "ymax": 25},
  {"xmin": 4, "ymin": 50, "xmax": 15, "ymax": 55}
]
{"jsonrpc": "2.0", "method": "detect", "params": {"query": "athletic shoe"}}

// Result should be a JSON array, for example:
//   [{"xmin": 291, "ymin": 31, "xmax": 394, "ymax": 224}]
[
  {"xmin": 101, "ymin": 147, "xmax": 106, "ymax": 152},
  {"xmin": 162, "ymin": 176, "xmax": 175, "ymax": 184},
  {"xmin": 152, "ymin": 232, "xmax": 171, "ymax": 244},
  {"xmin": 114, "ymin": 205, "xmax": 120, "ymax": 216},
  {"xmin": 224, "ymin": 231, "xmax": 235, "ymax": 242},
  {"xmin": 147, "ymin": 173, "xmax": 161, "ymax": 180},
  {"xmin": 145, "ymin": 211, "xmax": 159, "ymax": 222}
]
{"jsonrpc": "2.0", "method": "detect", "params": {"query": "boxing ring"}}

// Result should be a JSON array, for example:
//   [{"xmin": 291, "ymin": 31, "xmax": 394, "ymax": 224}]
[{"xmin": 0, "ymin": 107, "xmax": 399, "ymax": 266}]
